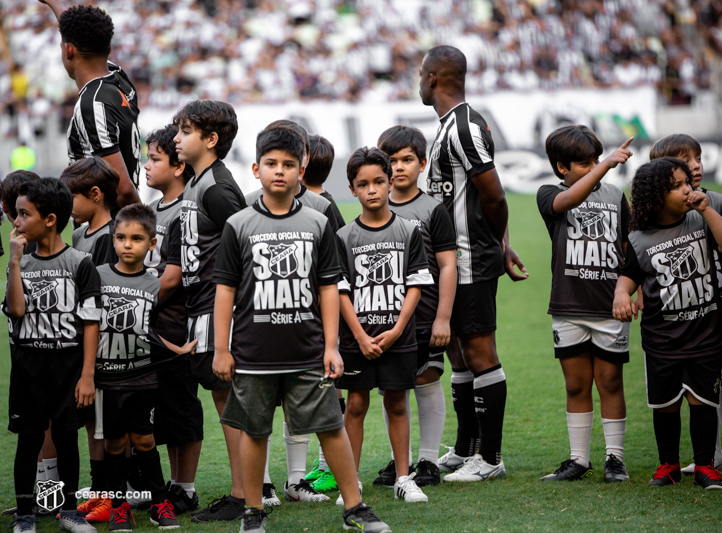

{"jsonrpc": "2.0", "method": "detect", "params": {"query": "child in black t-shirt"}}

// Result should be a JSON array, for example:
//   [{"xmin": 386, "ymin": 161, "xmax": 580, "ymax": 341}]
[
  {"xmin": 302, "ymin": 134, "xmax": 345, "ymax": 229},
  {"xmin": 5, "ymin": 178, "xmax": 100, "ymax": 533},
  {"xmin": 614, "ymin": 157, "xmax": 722, "ymax": 489},
  {"xmin": 537, "ymin": 126, "xmax": 633, "ymax": 483}
]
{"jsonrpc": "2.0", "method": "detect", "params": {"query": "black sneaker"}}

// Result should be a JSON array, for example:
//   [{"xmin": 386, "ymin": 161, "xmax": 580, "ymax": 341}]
[
  {"xmin": 108, "ymin": 502, "xmax": 135, "ymax": 532},
  {"xmin": 190, "ymin": 495, "xmax": 246, "ymax": 523},
  {"xmin": 414, "ymin": 459, "xmax": 441, "ymax": 487},
  {"xmin": 604, "ymin": 454, "xmax": 629, "ymax": 483},
  {"xmin": 648, "ymin": 463, "xmax": 681, "ymax": 486},
  {"xmin": 373, "ymin": 460, "xmax": 397, "ymax": 487},
  {"xmin": 540, "ymin": 459, "xmax": 594, "ymax": 481},
  {"xmin": 148, "ymin": 500, "xmax": 180, "ymax": 529},
  {"xmin": 693, "ymin": 464, "xmax": 722, "ymax": 489},
  {"xmin": 343, "ymin": 503, "xmax": 391, "ymax": 533},
  {"xmin": 166, "ymin": 483, "xmax": 199, "ymax": 514},
  {"xmin": 240, "ymin": 507, "xmax": 269, "ymax": 533}
]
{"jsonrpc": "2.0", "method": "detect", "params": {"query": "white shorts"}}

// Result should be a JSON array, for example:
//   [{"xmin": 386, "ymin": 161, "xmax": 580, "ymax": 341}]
[{"xmin": 552, "ymin": 316, "xmax": 630, "ymax": 363}]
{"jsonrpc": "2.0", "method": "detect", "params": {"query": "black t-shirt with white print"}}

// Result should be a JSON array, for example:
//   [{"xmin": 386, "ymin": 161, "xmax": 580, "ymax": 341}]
[
  {"xmin": 245, "ymin": 185, "xmax": 341, "ymax": 234},
  {"xmin": 701, "ymin": 188, "xmax": 722, "ymax": 290},
  {"xmin": 95, "ymin": 264, "xmax": 160, "ymax": 389},
  {"xmin": 426, "ymin": 102, "xmax": 504, "ymax": 284},
  {"xmin": 621, "ymin": 211, "xmax": 722, "ymax": 359},
  {"xmin": 213, "ymin": 198, "xmax": 341, "ymax": 371},
  {"xmin": 389, "ymin": 191, "xmax": 457, "ymax": 328},
  {"xmin": 537, "ymin": 182, "xmax": 630, "ymax": 317},
  {"xmin": 72, "ymin": 220, "xmax": 117, "ymax": 267},
  {"xmin": 336, "ymin": 213, "xmax": 433, "ymax": 354},
  {"xmin": 180, "ymin": 159, "xmax": 246, "ymax": 317}
]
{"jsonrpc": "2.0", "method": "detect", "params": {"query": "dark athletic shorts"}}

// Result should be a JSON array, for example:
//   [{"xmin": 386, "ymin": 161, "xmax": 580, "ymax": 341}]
[
  {"xmin": 97, "ymin": 389, "xmax": 157, "ymax": 440},
  {"xmin": 450, "ymin": 279, "xmax": 498, "ymax": 337},
  {"xmin": 415, "ymin": 328, "xmax": 445, "ymax": 376},
  {"xmin": 188, "ymin": 312, "xmax": 230, "ymax": 391},
  {"xmin": 154, "ymin": 359, "xmax": 204, "ymax": 447},
  {"xmin": 645, "ymin": 352, "xmax": 722, "ymax": 409},
  {"xmin": 336, "ymin": 350, "xmax": 417, "ymax": 391},
  {"xmin": 8, "ymin": 349, "xmax": 85, "ymax": 434}
]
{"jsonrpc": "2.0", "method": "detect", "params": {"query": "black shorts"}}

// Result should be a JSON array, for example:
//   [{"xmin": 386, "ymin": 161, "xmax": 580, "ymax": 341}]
[
  {"xmin": 415, "ymin": 329, "xmax": 445, "ymax": 376},
  {"xmin": 8, "ymin": 349, "xmax": 86, "ymax": 434},
  {"xmin": 450, "ymin": 279, "xmax": 498, "ymax": 337},
  {"xmin": 336, "ymin": 350, "xmax": 417, "ymax": 391},
  {"xmin": 645, "ymin": 353, "xmax": 722, "ymax": 408},
  {"xmin": 189, "ymin": 351, "xmax": 231, "ymax": 391},
  {"xmin": 154, "ymin": 359, "xmax": 204, "ymax": 447},
  {"xmin": 97, "ymin": 389, "xmax": 157, "ymax": 440}
]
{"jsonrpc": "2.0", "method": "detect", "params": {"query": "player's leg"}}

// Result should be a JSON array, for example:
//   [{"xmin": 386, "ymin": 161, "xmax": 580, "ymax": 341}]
[
  {"xmin": 41, "ymin": 427, "xmax": 59, "ymax": 482},
  {"xmin": 375, "ymin": 389, "xmax": 411, "ymax": 487},
  {"xmin": 14, "ymin": 432, "xmax": 45, "ymax": 517},
  {"xmin": 318, "ymin": 428, "xmax": 361, "ymax": 508},
  {"xmin": 383, "ymin": 390, "xmax": 411, "ymax": 479},
  {"xmin": 344, "ymin": 389, "xmax": 371, "ymax": 472},
  {"xmin": 414, "ymin": 347, "xmax": 446, "ymax": 486}
]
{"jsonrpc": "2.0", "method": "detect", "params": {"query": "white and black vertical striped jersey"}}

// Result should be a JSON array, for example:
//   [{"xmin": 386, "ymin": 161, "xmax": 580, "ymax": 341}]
[
  {"xmin": 180, "ymin": 159, "xmax": 246, "ymax": 317},
  {"xmin": 71, "ymin": 220, "xmax": 117, "ymax": 267},
  {"xmin": 2, "ymin": 246, "xmax": 101, "ymax": 352},
  {"xmin": 336, "ymin": 213, "xmax": 433, "ymax": 354},
  {"xmin": 67, "ymin": 62, "xmax": 142, "ymax": 189},
  {"xmin": 145, "ymin": 196, "xmax": 187, "ymax": 347},
  {"xmin": 427, "ymin": 102, "xmax": 505, "ymax": 284},
  {"xmin": 389, "ymin": 191, "xmax": 457, "ymax": 328},
  {"xmin": 212, "ymin": 199, "xmax": 341, "ymax": 371},
  {"xmin": 537, "ymin": 182, "xmax": 630, "ymax": 317},
  {"xmin": 95, "ymin": 264, "xmax": 160, "ymax": 390},
  {"xmin": 621, "ymin": 211, "xmax": 721, "ymax": 359}
]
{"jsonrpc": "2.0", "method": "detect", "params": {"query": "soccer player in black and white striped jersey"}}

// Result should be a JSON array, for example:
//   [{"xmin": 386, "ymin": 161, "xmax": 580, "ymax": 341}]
[{"xmin": 419, "ymin": 45, "xmax": 525, "ymax": 482}]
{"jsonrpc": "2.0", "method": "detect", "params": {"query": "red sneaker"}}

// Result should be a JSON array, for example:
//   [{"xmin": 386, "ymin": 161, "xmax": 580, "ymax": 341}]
[
  {"xmin": 648, "ymin": 463, "xmax": 681, "ymax": 486},
  {"xmin": 693, "ymin": 464, "xmax": 722, "ymax": 489},
  {"xmin": 85, "ymin": 499, "xmax": 112, "ymax": 522},
  {"xmin": 77, "ymin": 498, "xmax": 101, "ymax": 515},
  {"xmin": 109, "ymin": 502, "xmax": 135, "ymax": 532}
]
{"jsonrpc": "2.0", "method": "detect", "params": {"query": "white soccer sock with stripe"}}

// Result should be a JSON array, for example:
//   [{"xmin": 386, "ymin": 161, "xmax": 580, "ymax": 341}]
[
  {"xmin": 263, "ymin": 434, "xmax": 272, "ymax": 484},
  {"xmin": 36, "ymin": 461, "xmax": 46, "ymax": 482},
  {"xmin": 601, "ymin": 418, "xmax": 626, "ymax": 461},
  {"xmin": 382, "ymin": 390, "xmax": 412, "ymax": 465},
  {"xmin": 283, "ymin": 421, "xmax": 309, "ymax": 486},
  {"xmin": 567, "ymin": 411, "xmax": 593, "ymax": 468},
  {"xmin": 43, "ymin": 458, "xmax": 59, "ymax": 482},
  {"xmin": 416, "ymin": 380, "xmax": 446, "ymax": 463}
]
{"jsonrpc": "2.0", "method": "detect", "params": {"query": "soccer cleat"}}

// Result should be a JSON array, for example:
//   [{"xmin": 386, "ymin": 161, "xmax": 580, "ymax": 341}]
[
  {"xmin": 343, "ymin": 503, "xmax": 392, "ymax": 533},
  {"xmin": 414, "ymin": 459, "xmax": 441, "ymax": 487},
  {"xmin": 262, "ymin": 484, "xmax": 281, "ymax": 507},
  {"xmin": 540, "ymin": 459, "xmax": 594, "ymax": 482},
  {"xmin": 166, "ymin": 484, "xmax": 199, "ymax": 514},
  {"xmin": 190, "ymin": 495, "xmax": 246, "ymax": 522},
  {"xmin": 11, "ymin": 514, "xmax": 36, "ymax": 533},
  {"xmin": 58, "ymin": 510, "xmax": 98, "ymax": 533},
  {"xmin": 85, "ymin": 499, "xmax": 112, "ymax": 522},
  {"xmin": 108, "ymin": 503, "xmax": 135, "ymax": 532},
  {"xmin": 437, "ymin": 447, "xmax": 466, "ymax": 473},
  {"xmin": 283, "ymin": 480, "xmax": 330, "ymax": 502},
  {"xmin": 304, "ymin": 460, "xmax": 327, "ymax": 482},
  {"xmin": 240, "ymin": 507, "xmax": 269, "ymax": 533},
  {"xmin": 648, "ymin": 463, "xmax": 682, "ymax": 486},
  {"xmin": 77, "ymin": 498, "xmax": 102, "ymax": 516},
  {"xmin": 336, "ymin": 480, "xmax": 363, "ymax": 506},
  {"xmin": 604, "ymin": 455, "xmax": 629, "ymax": 483},
  {"xmin": 311, "ymin": 469, "xmax": 338, "ymax": 492},
  {"xmin": 148, "ymin": 500, "xmax": 180, "ymax": 529},
  {"xmin": 443, "ymin": 454, "xmax": 507, "ymax": 482},
  {"xmin": 693, "ymin": 464, "xmax": 722, "ymax": 489},
  {"xmin": 373, "ymin": 460, "xmax": 397, "ymax": 487},
  {"xmin": 393, "ymin": 473, "xmax": 428, "ymax": 503}
]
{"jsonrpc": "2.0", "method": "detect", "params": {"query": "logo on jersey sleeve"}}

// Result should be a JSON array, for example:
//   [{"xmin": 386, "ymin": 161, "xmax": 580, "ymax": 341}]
[
  {"xmin": 30, "ymin": 280, "xmax": 58, "ymax": 312},
  {"xmin": 106, "ymin": 297, "xmax": 137, "ymax": 331},
  {"xmin": 564, "ymin": 203, "xmax": 621, "ymax": 281}
]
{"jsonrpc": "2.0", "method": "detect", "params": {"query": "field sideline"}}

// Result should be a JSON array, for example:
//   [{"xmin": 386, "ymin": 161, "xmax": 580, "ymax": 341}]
[{"xmin": 1, "ymin": 190, "xmax": 720, "ymax": 532}]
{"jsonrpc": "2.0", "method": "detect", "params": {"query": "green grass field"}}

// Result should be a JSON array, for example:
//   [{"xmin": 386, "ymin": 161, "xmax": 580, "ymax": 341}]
[{"xmin": 1, "ymin": 191, "xmax": 720, "ymax": 532}]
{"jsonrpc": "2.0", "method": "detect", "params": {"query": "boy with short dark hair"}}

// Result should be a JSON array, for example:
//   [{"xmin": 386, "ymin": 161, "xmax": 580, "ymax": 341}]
[
  {"xmin": 1, "ymin": 171, "xmax": 41, "ymax": 256},
  {"xmin": 143, "ymin": 125, "xmax": 203, "ymax": 513},
  {"xmin": 303, "ymin": 134, "xmax": 345, "ymax": 230},
  {"xmin": 374, "ymin": 126, "xmax": 457, "ymax": 487},
  {"xmin": 336, "ymin": 147, "xmax": 433, "ymax": 503},
  {"xmin": 173, "ymin": 99, "xmax": 247, "ymax": 522},
  {"xmin": 61, "ymin": 157, "xmax": 119, "ymax": 266},
  {"xmin": 5, "ymin": 178, "xmax": 100, "ymax": 533},
  {"xmin": 212, "ymin": 128, "xmax": 391, "ymax": 532}
]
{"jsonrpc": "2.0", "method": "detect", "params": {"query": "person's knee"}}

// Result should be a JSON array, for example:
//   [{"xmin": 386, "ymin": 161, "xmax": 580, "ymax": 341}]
[
  {"xmin": 345, "ymin": 391, "xmax": 370, "ymax": 417},
  {"xmin": 383, "ymin": 391, "xmax": 408, "ymax": 418},
  {"xmin": 105, "ymin": 436, "xmax": 128, "ymax": 455},
  {"xmin": 130, "ymin": 433, "xmax": 156, "ymax": 452},
  {"xmin": 462, "ymin": 334, "xmax": 498, "ymax": 369},
  {"xmin": 565, "ymin": 374, "xmax": 592, "ymax": 398}
]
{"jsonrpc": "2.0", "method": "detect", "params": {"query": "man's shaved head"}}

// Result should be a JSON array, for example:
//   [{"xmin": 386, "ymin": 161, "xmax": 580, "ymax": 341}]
[{"xmin": 419, "ymin": 45, "xmax": 467, "ymax": 109}]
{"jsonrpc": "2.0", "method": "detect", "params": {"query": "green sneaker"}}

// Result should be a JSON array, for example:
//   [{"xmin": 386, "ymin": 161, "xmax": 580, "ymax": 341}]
[
  {"xmin": 305, "ymin": 460, "xmax": 326, "ymax": 482},
  {"xmin": 311, "ymin": 469, "xmax": 338, "ymax": 492}
]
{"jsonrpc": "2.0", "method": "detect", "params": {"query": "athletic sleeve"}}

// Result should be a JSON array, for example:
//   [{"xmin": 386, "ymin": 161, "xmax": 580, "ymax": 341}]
[
  {"xmin": 620, "ymin": 242, "xmax": 643, "ymax": 286},
  {"xmin": 429, "ymin": 203, "xmax": 457, "ymax": 252},
  {"xmin": 166, "ymin": 217, "xmax": 182, "ymax": 267},
  {"xmin": 620, "ymin": 193, "xmax": 631, "ymax": 243},
  {"xmin": 406, "ymin": 226, "xmax": 433, "ymax": 287},
  {"xmin": 537, "ymin": 185, "xmax": 564, "ymax": 221},
  {"xmin": 203, "ymin": 182, "xmax": 247, "ymax": 232},
  {"xmin": 77, "ymin": 89, "xmax": 122, "ymax": 157},
  {"xmin": 317, "ymin": 220, "xmax": 342, "ymax": 285},
  {"xmin": 452, "ymin": 116, "xmax": 495, "ymax": 178},
  {"xmin": 76, "ymin": 257, "xmax": 102, "ymax": 321},
  {"xmin": 322, "ymin": 203, "xmax": 341, "ymax": 234},
  {"xmin": 212, "ymin": 222, "xmax": 243, "ymax": 287},
  {"xmin": 336, "ymin": 233, "xmax": 351, "ymax": 294},
  {"xmin": 326, "ymin": 202, "xmax": 346, "ymax": 230},
  {"xmin": 93, "ymin": 233, "xmax": 118, "ymax": 267}
]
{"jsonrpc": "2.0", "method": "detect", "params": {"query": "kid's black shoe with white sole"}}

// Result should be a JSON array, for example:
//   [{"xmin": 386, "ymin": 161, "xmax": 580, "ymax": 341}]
[
  {"xmin": 191, "ymin": 495, "xmax": 246, "ymax": 522},
  {"xmin": 414, "ymin": 459, "xmax": 441, "ymax": 486},
  {"xmin": 603, "ymin": 455, "xmax": 629, "ymax": 483},
  {"xmin": 540, "ymin": 459, "xmax": 594, "ymax": 481},
  {"xmin": 342, "ymin": 503, "xmax": 391, "ymax": 533},
  {"xmin": 148, "ymin": 500, "xmax": 180, "ymax": 529},
  {"xmin": 693, "ymin": 464, "xmax": 722, "ymax": 489},
  {"xmin": 647, "ymin": 463, "xmax": 681, "ymax": 486}
]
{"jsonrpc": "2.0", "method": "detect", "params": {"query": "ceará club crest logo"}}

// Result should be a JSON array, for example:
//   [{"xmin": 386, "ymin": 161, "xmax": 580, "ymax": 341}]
[
  {"xmin": 36, "ymin": 479, "xmax": 64, "ymax": 512},
  {"xmin": 29, "ymin": 280, "xmax": 58, "ymax": 312}
]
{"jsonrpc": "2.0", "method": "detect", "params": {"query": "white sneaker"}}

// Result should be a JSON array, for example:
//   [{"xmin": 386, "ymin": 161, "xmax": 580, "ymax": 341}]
[
  {"xmin": 394, "ymin": 473, "xmax": 428, "ymax": 503},
  {"xmin": 283, "ymin": 480, "xmax": 330, "ymax": 502},
  {"xmin": 335, "ymin": 480, "xmax": 362, "ymax": 506},
  {"xmin": 438, "ymin": 447, "xmax": 466, "ymax": 473},
  {"xmin": 681, "ymin": 462, "xmax": 696, "ymax": 476},
  {"xmin": 11, "ymin": 515, "xmax": 36, "ymax": 533},
  {"xmin": 58, "ymin": 510, "xmax": 98, "ymax": 533},
  {"xmin": 262, "ymin": 483, "xmax": 281, "ymax": 506},
  {"xmin": 443, "ymin": 454, "xmax": 507, "ymax": 482}
]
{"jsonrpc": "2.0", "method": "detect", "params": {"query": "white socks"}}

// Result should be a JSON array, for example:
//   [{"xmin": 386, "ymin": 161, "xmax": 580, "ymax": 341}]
[
  {"xmin": 263, "ymin": 434, "xmax": 272, "ymax": 484},
  {"xmin": 567, "ymin": 411, "xmax": 593, "ymax": 467},
  {"xmin": 601, "ymin": 418, "xmax": 626, "ymax": 461},
  {"xmin": 416, "ymin": 380, "xmax": 446, "ymax": 463},
  {"xmin": 177, "ymin": 482, "xmax": 195, "ymax": 498},
  {"xmin": 36, "ymin": 461, "xmax": 46, "ymax": 482},
  {"xmin": 318, "ymin": 445, "xmax": 328, "ymax": 470},
  {"xmin": 382, "ymin": 390, "xmax": 412, "ymax": 464},
  {"xmin": 283, "ymin": 421, "xmax": 309, "ymax": 486}
]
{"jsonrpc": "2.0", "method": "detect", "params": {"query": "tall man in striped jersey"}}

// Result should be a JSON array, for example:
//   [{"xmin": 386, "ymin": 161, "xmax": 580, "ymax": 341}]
[
  {"xmin": 420, "ymin": 45, "xmax": 526, "ymax": 481},
  {"xmin": 39, "ymin": 0, "xmax": 141, "ymax": 208}
]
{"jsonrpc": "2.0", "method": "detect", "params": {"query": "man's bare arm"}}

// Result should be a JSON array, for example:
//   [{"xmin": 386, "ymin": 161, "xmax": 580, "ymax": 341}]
[
  {"xmin": 38, "ymin": 0, "xmax": 66, "ymax": 21},
  {"xmin": 470, "ymin": 167, "xmax": 508, "ymax": 245},
  {"xmin": 103, "ymin": 152, "xmax": 140, "ymax": 206}
]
